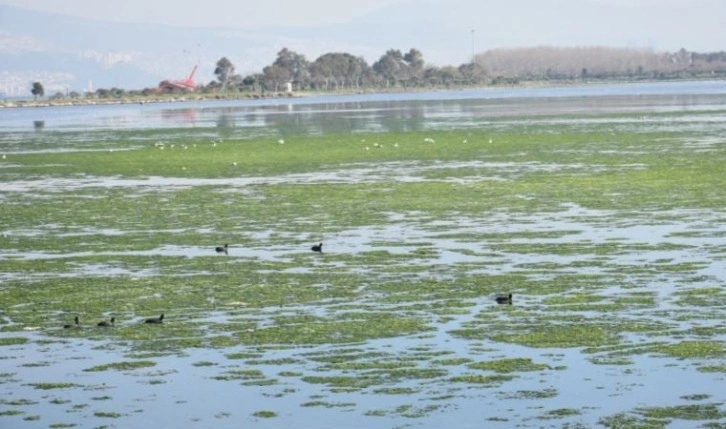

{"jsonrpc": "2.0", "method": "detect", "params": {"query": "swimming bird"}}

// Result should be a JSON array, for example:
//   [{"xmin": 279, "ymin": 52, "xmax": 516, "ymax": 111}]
[
  {"xmin": 495, "ymin": 293, "xmax": 513, "ymax": 305},
  {"xmin": 215, "ymin": 244, "xmax": 228, "ymax": 255},
  {"xmin": 145, "ymin": 314, "xmax": 164, "ymax": 324},
  {"xmin": 63, "ymin": 316, "xmax": 80, "ymax": 329},
  {"xmin": 97, "ymin": 317, "xmax": 115, "ymax": 327},
  {"xmin": 311, "ymin": 242, "xmax": 323, "ymax": 253}
]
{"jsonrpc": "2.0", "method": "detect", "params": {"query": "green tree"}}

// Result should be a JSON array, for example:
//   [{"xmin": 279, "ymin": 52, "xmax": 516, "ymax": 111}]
[
  {"xmin": 273, "ymin": 48, "xmax": 309, "ymax": 89},
  {"xmin": 424, "ymin": 65, "xmax": 460, "ymax": 85},
  {"xmin": 214, "ymin": 57, "xmax": 235, "ymax": 90},
  {"xmin": 310, "ymin": 53, "xmax": 370, "ymax": 90},
  {"xmin": 458, "ymin": 62, "xmax": 486, "ymax": 83},
  {"xmin": 262, "ymin": 64, "xmax": 291, "ymax": 92},
  {"xmin": 373, "ymin": 49, "xmax": 405, "ymax": 87},
  {"xmin": 240, "ymin": 73, "xmax": 264, "ymax": 93},
  {"xmin": 31, "ymin": 81, "xmax": 44, "ymax": 99},
  {"xmin": 372, "ymin": 48, "xmax": 425, "ymax": 87},
  {"xmin": 403, "ymin": 48, "xmax": 425, "ymax": 84}
]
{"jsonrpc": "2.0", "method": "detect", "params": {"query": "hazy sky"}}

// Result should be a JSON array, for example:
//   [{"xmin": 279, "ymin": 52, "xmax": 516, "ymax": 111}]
[
  {"xmin": 0, "ymin": 0, "xmax": 723, "ymax": 35},
  {"xmin": 0, "ymin": 0, "xmax": 405, "ymax": 28},
  {"xmin": 1, "ymin": 0, "xmax": 725, "ymax": 68}
]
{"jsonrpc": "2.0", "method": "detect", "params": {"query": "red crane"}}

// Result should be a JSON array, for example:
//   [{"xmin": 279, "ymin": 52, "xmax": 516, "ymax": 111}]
[{"xmin": 158, "ymin": 65, "xmax": 198, "ymax": 92}]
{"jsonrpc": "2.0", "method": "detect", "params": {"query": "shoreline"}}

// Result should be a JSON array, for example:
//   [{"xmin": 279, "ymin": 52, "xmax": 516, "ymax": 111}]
[
  {"xmin": 0, "ymin": 92, "xmax": 303, "ymax": 109},
  {"xmin": 2, "ymin": 78, "xmax": 724, "ymax": 110}
]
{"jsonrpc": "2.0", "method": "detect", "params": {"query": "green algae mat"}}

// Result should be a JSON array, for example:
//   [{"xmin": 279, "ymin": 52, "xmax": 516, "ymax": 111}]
[{"xmin": 0, "ymin": 103, "xmax": 724, "ymax": 428}]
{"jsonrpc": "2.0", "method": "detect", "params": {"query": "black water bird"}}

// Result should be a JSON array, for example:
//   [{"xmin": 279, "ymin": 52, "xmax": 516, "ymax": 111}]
[
  {"xmin": 145, "ymin": 314, "xmax": 164, "ymax": 324},
  {"xmin": 215, "ymin": 244, "xmax": 228, "ymax": 255},
  {"xmin": 311, "ymin": 242, "xmax": 323, "ymax": 253},
  {"xmin": 495, "ymin": 293, "xmax": 513, "ymax": 305},
  {"xmin": 63, "ymin": 316, "xmax": 80, "ymax": 329},
  {"xmin": 97, "ymin": 317, "xmax": 115, "ymax": 327}
]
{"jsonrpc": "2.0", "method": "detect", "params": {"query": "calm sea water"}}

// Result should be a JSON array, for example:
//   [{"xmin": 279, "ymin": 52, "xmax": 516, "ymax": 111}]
[{"xmin": 1, "ymin": 80, "xmax": 725, "ymax": 135}]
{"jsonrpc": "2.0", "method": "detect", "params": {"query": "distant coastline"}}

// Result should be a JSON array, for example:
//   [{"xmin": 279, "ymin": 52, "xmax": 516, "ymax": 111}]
[
  {"xmin": 0, "ymin": 92, "xmax": 302, "ymax": 109},
  {"xmin": 2, "ymin": 77, "xmax": 725, "ymax": 110}
]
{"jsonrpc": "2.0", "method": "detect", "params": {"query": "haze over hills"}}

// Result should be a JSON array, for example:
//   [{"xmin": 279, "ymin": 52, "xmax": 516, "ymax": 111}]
[
  {"xmin": 0, "ymin": 5, "xmax": 287, "ymax": 96},
  {"xmin": 1, "ymin": 0, "xmax": 725, "ymax": 97}
]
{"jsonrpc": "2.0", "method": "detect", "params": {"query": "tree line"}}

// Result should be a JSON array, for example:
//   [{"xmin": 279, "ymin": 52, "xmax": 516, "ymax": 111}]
[
  {"xmin": 201, "ymin": 46, "xmax": 726, "ymax": 95},
  {"xmin": 207, "ymin": 47, "xmax": 477, "ymax": 94},
  {"xmin": 31, "ymin": 46, "xmax": 726, "ymax": 99}
]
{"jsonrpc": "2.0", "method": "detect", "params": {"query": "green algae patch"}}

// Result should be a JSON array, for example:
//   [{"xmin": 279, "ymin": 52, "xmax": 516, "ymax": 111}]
[
  {"xmin": 242, "ymin": 378, "xmax": 278, "ymax": 386},
  {"xmin": 373, "ymin": 387, "xmax": 420, "ymax": 395},
  {"xmin": 674, "ymin": 287, "xmax": 726, "ymax": 307},
  {"xmin": 0, "ymin": 337, "xmax": 29, "ymax": 346},
  {"xmin": 639, "ymin": 403, "xmax": 726, "ymax": 421},
  {"xmin": 648, "ymin": 341, "xmax": 725, "ymax": 359},
  {"xmin": 322, "ymin": 360, "xmax": 416, "ymax": 371},
  {"xmin": 600, "ymin": 403, "xmax": 726, "ymax": 428},
  {"xmin": 94, "ymin": 411, "xmax": 122, "ymax": 418},
  {"xmin": 192, "ymin": 361, "xmax": 217, "ymax": 367},
  {"xmin": 83, "ymin": 361, "xmax": 156, "ymax": 372},
  {"xmin": 539, "ymin": 408, "xmax": 581, "ymax": 419},
  {"xmin": 681, "ymin": 394, "xmax": 711, "ymax": 402},
  {"xmin": 542, "ymin": 293, "xmax": 605, "ymax": 306},
  {"xmin": 468, "ymin": 358, "xmax": 550, "ymax": 373},
  {"xmin": 301, "ymin": 375, "xmax": 387, "ymax": 390},
  {"xmin": 501, "ymin": 389, "xmax": 558, "ymax": 400},
  {"xmin": 0, "ymin": 398, "xmax": 37, "ymax": 406},
  {"xmin": 27, "ymin": 382, "xmax": 82, "ymax": 390},
  {"xmin": 299, "ymin": 366, "xmax": 446, "ymax": 391},
  {"xmin": 212, "ymin": 369, "xmax": 266, "ymax": 381},
  {"xmin": 697, "ymin": 365, "xmax": 726, "ymax": 373},
  {"xmin": 488, "ymin": 324, "xmax": 620, "ymax": 348},
  {"xmin": 236, "ymin": 313, "xmax": 430, "ymax": 345},
  {"xmin": 301, "ymin": 400, "xmax": 357, "ymax": 408},
  {"xmin": 365, "ymin": 404, "xmax": 442, "ymax": 419},
  {"xmin": 449, "ymin": 374, "xmax": 515, "ymax": 385},
  {"xmin": 452, "ymin": 315, "xmax": 664, "ymax": 347},
  {"xmin": 432, "ymin": 357, "xmax": 473, "ymax": 366}
]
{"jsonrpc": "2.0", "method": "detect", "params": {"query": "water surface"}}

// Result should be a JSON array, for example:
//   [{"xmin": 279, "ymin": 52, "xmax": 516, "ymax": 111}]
[
  {"xmin": 0, "ymin": 81, "xmax": 724, "ymax": 429},
  {"xmin": 2, "ymin": 80, "xmax": 726, "ymax": 136}
]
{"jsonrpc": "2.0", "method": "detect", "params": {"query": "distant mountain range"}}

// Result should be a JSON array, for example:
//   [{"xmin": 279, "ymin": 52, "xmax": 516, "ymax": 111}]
[{"xmin": 0, "ymin": 5, "xmax": 279, "ymax": 96}]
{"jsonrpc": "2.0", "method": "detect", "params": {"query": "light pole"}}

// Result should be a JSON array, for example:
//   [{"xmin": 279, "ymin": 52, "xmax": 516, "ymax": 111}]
[{"xmin": 470, "ymin": 29, "xmax": 476, "ymax": 62}]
